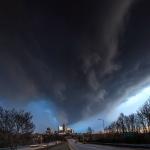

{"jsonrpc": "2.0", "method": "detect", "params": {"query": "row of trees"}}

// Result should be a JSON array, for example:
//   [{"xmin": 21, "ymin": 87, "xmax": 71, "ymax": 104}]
[
  {"xmin": 0, "ymin": 106, "xmax": 35, "ymax": 148},
  {"xmin": 104, "ymin": 99, "xmax": 150, "ymax": 133}
]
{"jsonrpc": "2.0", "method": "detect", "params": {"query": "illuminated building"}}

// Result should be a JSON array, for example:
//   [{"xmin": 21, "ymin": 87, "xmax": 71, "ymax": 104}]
[{"xmin": 58, "ymin": 124, "xmax": 74, "ymax": 134}]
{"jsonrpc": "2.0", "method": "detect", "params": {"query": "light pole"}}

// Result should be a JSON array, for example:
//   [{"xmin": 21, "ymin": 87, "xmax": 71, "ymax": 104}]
[{"xmin": 98, "ymin": 118, "xmax": 105, "ymax": 132}]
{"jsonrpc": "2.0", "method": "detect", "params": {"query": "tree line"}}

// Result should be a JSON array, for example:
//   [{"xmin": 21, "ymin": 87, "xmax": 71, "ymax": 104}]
[
  {"xmin": 0, "ymin": 106, "xmax": 35, "ymax": 149},
  {"xmin": 104, "ymin": 98, "xmax": 150, "ymax": 134}
]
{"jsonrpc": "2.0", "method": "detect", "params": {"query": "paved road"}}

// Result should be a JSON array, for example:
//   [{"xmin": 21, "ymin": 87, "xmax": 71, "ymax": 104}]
[
  {"xmin": 68, "ymin": 139, "xmax": 148, "ymax": 150},
  {"xmin": 49, "ymin": 143, "xmax": 69, "ymax": 150}
]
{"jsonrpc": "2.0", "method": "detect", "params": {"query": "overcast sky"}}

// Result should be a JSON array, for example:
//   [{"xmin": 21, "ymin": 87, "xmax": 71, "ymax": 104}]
[{"xmin": 0, "ymin": 0, "xmax": 150, "ymax": 132}]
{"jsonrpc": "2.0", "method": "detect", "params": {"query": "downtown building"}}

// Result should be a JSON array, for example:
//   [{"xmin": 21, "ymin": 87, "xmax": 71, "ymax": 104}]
[{"xmin": 58, "ymin": 124, "xmax": 74, "ymax": 135}]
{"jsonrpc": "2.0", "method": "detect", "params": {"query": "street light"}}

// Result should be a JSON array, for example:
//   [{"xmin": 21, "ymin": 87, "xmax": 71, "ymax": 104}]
[{"xmin": 98, "ymin": 118, "xmax": 105, "ymax": 132}]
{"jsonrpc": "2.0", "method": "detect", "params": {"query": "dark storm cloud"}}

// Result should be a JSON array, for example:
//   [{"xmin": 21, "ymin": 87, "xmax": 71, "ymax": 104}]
[{"xmin": 1, "ymin": 0, "xmax": 150, "ymax": 124}]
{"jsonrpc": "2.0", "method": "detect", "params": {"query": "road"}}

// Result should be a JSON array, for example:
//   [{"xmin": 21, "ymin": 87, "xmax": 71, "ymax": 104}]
[
  {"xmin": 48, "ymin": 143, "xmax": 69, "ymax": 150},
  {"xmin": 68, "ymin": 139, "xmax": 148, "ymax": 150},
  {"xmin": 18, "ymin": 141, "xmax": 61, "ymax": 150}
]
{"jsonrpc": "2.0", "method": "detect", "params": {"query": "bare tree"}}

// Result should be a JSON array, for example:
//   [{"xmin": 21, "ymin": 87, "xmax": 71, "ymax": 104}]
[
  {"xmin": 124, "ymin": 114, "xmax": 136, "ymax": 132},
  {"xmin": 0, "ymin": 106, "xmax": 35, "ymax": 149},
  {"xmin": 124, "ymin": 115, "xmax": 130, "ymax": 132},
  {"xmin": 105, "ymin": 98, "xmax": 150, "ymax": 134},
  {"xmin": 117, "ymin": 113, "xmax": 126, "ymax": 133},
  {"xmin": 139, "ymin": 99, "xmax": 150, "ymax": 132},
  {"xmin": 134, "ymin": 114, "xmax": 141, "ymax": 133},
  {"xmin": 137, "ymin": 111, "xmax": 147, "ymax": 133}
]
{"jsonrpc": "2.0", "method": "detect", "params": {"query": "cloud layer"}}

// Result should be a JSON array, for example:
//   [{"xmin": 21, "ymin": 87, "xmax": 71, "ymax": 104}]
[{"xmin": 1, "ymin": 0, "xmax": 150, "ymax": 126}]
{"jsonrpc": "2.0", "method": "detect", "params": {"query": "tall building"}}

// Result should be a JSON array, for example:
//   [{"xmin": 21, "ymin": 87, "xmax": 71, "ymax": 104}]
[
  {"xmin": 63, "ymin": 124, "xmax": 66, "ymax": 132},
  {"xmin": 58, "ymin": 124, "xmax": 73, "ymax": 134},
  {"xmin": 46, "ymin": 127, "xmax": 52, "ymax": 135}
]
